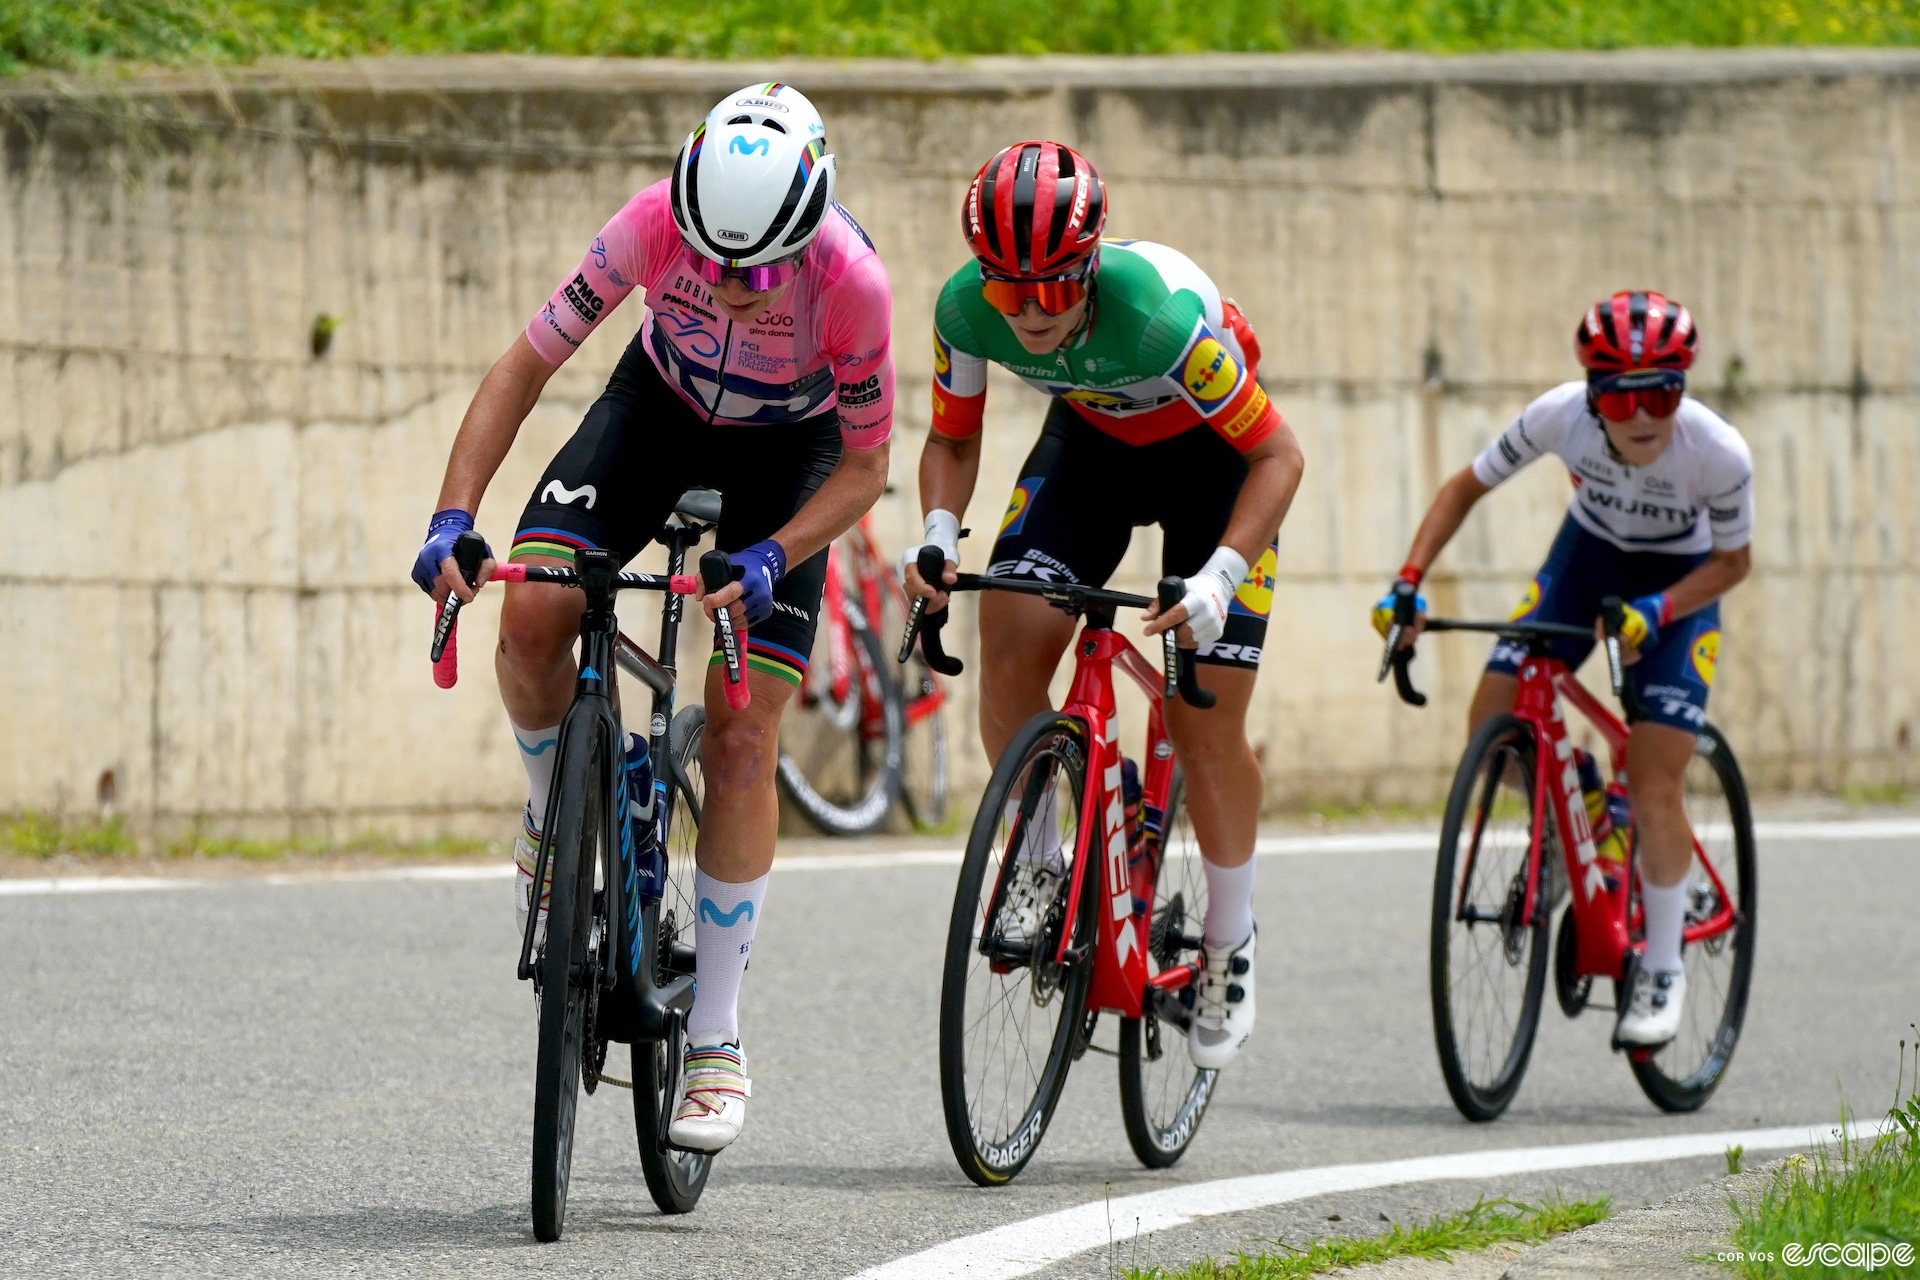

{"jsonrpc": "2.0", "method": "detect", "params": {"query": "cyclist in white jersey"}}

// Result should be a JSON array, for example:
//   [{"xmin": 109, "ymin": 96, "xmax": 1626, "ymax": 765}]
[{"xmin": 1374, "ymin": 292, "xmax": 1753, "ymax": 1049}]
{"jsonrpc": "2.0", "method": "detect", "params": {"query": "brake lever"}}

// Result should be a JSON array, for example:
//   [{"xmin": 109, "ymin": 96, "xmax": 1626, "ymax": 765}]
[{"xmin": 1154, "ymin": 576, "xmax": 1217, "ymax": 710}]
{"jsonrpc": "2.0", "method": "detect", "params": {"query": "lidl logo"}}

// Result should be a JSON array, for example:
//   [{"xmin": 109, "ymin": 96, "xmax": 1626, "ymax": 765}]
[
  {"xmin": 729, "ymin": 135, "xmax": 770, "ymax": 157},
  {"xmin": 1000, "ymin": 478, "xmax": 1043, "ymax": 536},
  {"xmin": 1230, "ymin": 545, "xmax": 1278, "ymax": 618},
  {"xmin": 1509, "ymin": 578, "xmax": 1542, "ymax": 621},
  {"xmin": 932, "ymin": 329, "xmax": 951, "ymax": 381},
  {"xmin": 1182, "ymin": 336, "xmax": 1239, "ymax": 405},
  {"xmin": 1691, "ymin": 629, "xmax": 1720, "ymax": 686}
]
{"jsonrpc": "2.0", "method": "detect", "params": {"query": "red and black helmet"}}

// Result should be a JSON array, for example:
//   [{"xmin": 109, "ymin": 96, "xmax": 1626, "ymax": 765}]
[
  {"xmin": 1575, "ymin": 291, "xmax": 1698, "ymax": 377},
  {"xmin": 963, "ymin": 141, "xmax": 1106, "ymax": 279}
]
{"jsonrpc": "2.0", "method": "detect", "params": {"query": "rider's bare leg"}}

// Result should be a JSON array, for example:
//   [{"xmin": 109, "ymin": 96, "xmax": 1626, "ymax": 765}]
[
  {"xmin": 1625, "ymin": 721, "xmax": 1696, "ymax": 973},
  {"xmin": 1164, "ymin": 664, "xmax": 1261, "ymax": 944},
  {"xmin": 1467, "ymin": 671, "xmax": 1520, "ymax": 735},
  {"xmin": 496, "ymin": 554, "xmax": 586, "ymax": 730},
  {"xmin": 977, "ymin": 590, "xmax": 1077, "ymax": 762}
]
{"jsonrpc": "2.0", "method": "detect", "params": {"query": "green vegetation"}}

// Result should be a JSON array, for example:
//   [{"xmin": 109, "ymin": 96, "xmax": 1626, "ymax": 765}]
[
  {"xmin": 1727, "ymin": 1042, "xmax": 1920, "ymax": 1279},
  {"xmin": 1123, "ymin": 1194, "xmax": 1609, "ymax": 1279},
  {"xmin": 1843, "ymin": 781, "xmax": 1912, "ymax": 807},
  {"xmin": 4, "ymin": 0, "xmax": 1918, "ymax": 74},
  {"xmin": 1, "ymin": 809, "xmax": 499, "ymax": 861}
]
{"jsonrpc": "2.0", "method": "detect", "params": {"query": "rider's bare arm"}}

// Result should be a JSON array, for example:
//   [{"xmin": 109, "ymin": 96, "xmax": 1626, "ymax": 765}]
[
  {"xmin": 1663, "ymin": 544, "xmax": 1750, "ymax": 618},
  {"xmin": 906, "ymin": 429, "xmax": 981, "ymax": 608},
  {"xmin": 1405, "ymin": 465, "xmax": 1493, "ymax": 576},
  {"xmin": 430, "ymin": 333, "xmax": 558, "ymax": 604},
  {"xmin": 1143, "ymin": 419, "xmax": 1305, "ymax": 635}
]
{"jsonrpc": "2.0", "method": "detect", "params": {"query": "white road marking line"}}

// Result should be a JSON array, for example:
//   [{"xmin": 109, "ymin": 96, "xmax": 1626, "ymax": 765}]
[
  {"xmin": 847, "ymin": 1118, "xmax": 1895, "ymax": 1280},
  {"xmin": 0, "ymin": 876, "xmax": 199, "ymax": 896},
  {"xmin": 3, "ymin": 816, "xmax": 1912, "ymax": 897}
]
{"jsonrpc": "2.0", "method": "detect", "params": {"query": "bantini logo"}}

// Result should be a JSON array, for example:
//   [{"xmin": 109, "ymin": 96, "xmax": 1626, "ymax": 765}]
[
  {"xmin": 729, "ymin": 135, "xmax": 770, "ymax": 156},
  {"xmin": 543, "ymin": 480, "xmax": 597, "ymax": 509}
]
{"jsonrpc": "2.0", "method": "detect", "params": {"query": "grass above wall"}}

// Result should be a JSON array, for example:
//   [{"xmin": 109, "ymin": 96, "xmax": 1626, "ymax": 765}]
[{"xmin": 4, "ymin": 0, "xmax": 1918, "ymax": 74}]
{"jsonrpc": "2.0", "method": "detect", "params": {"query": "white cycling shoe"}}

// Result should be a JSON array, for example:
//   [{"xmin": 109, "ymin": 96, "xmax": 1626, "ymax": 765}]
[
  {"xmin": 999, "ymin": 862, "xmax": 1063, "ymax": 950},
  {"xmin": 512, "ymin": 807, "xmax": 550, "ymax": 948},
  {"xmin": 1188, "ymin": 929, "xmax": 1256, "ymax": 1069},
  {"xmin": 668, "ymin": 1040, "xmax": 752, "ymax": 1152},
  {"xmin": 1616, "ymin": 967, "xmax": 1687, "ymax": 1047}
]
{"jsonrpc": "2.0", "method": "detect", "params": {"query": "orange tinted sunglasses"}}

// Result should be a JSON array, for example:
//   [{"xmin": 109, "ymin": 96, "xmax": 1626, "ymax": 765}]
[
  {"xmin": 979, "ymin": 273, "xmax": 1090, "ymax": 316},
  {"xmin": 1592, "ymin": 387, "xmax": 1683, "ymax": 422}
]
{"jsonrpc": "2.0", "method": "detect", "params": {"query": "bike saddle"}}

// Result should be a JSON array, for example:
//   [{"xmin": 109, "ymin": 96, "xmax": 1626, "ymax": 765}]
[{"xmin": 673, "ymin": 488, "xmax": 722, "ymax": 525}]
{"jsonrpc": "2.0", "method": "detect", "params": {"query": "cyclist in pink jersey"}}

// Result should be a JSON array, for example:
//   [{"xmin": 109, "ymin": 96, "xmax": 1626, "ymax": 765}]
[{"xmin": 412, "ymin": 83, "xmax": 895, "ymax": 1154}]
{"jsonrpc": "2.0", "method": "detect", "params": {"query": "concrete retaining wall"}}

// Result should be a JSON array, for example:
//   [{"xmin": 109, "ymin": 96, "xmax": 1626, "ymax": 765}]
[{"xmin": 3, "ymin": 50, "xmax": 1917, "ymax": 836}]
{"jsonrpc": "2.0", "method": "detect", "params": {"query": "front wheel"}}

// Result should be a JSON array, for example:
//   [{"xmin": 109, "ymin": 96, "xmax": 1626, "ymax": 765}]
[
  {"xmin": 531, "ymin": 715, "xmax": 607, "ymax": 1241},
  {"xmin": 1627, "ymin": 722, "xmax": 1757, "ymax": 1112},
  {"xmin": 1119, "ymin": 769, "xmax": 1218, "ymax": 1168},
  {"xmin": 1430, "ymin": 713, "xmax": 1551, "ymax": 1122},
  {"xmin": 633, "ymin": 706, "xmax": 713, "ymax": 1212},
  {"xmin": 938, "ymin": 710, "xmax": 1095, "ymax": 1186}
]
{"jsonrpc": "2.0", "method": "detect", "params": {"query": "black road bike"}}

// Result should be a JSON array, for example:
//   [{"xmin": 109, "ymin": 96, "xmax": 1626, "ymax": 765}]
[{"xmin": 432, "ymin": 490, "xmax": 748, "ymax": 1239}]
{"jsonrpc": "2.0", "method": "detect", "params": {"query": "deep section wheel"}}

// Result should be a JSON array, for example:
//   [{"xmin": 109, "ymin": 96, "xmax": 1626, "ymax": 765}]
[
  {"xmin": 938, "ymin": 711, "xmax": 1095, "ymax": 1186},
  {"xmin": 1119, "ymin": 769, "xmax": 1217, "ymax": 1168},
  {"xmin": 531, "ymin": 715, "xmax": 605, "ymax": 1240},
  {"xmin": 1627, "ymin": 722, "xmax": 1757, "ymax": 1112},
  {"xmin": 1430, "ymin": 713, "xmax": 1551, "ymax": 1122},
  {"xmin": 633, "ymin": 706, "xmax": 713, "ymax": 1212}
]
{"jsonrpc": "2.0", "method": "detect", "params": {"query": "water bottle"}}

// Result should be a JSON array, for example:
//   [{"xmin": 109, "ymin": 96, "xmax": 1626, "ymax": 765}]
[
  {"xmin": 623, "ymin": 732, "xmax": 665, "ymax": 906},
  {"xmin": 1598, "ymin": 780, "xmax": 1633, "ymax": 893}
]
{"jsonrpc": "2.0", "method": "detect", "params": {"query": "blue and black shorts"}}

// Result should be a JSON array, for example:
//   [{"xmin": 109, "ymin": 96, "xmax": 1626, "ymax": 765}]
[{"xmin": 1487, "ymin": 517, "xmax": 1722, "ymax": 734}]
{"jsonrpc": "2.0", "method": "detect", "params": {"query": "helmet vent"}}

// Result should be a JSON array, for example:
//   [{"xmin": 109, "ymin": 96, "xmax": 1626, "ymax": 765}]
[{"xmin": 783, "ymin": 178, "xmax": 830, "ymax": 246}]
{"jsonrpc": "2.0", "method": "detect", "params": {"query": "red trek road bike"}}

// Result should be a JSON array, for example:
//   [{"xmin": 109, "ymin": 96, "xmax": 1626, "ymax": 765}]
[
  {"xmin": 1380, "ymin": 587, "xmax": 1756, "ymax": 1121},
  {"xmin": 903, "ymin": 547, "xmax": 1224, "ymax": 1184},
  {"xmin": 777, "ymin": 511, "xmax": 950, "ymax": 835}
]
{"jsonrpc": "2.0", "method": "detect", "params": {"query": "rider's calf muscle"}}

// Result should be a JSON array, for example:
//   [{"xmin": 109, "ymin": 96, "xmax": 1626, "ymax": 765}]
[{"xmin": 497, "ymin": 557, "xmax": 587, "ymax": 729}]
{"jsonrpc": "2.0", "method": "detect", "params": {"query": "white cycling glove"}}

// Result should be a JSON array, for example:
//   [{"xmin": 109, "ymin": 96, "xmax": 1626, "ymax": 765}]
[
  {"xmin": 902, "ymin": 509, "xmax": 963, "ymax": 594},
  {"xmin": 1174, "ymin": 546, "xmax": 1249, "ymax": 648}
]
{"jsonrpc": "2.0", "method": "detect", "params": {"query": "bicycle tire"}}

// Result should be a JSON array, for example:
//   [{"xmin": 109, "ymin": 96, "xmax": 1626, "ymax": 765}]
[
  {"xmin": 776, "ymin": 610, "xmax": 903, "ymax": 836},
  {"xmin": 900, "ymin": 654, "xmax": 952, "ymax": 833},
  {"xmin": 633, "ymin": 706, "xmax": 714, "ymax": 1212},
  {"xmin": 531, "ymin": 714, "xmax": 604, "ymax": 1241},
  {"xmin": 1119, "ymin": 769, "xmax": 1218, "ymax": 1168},
  {"xmin": 1627, "ymin": 721, "xmax": 1757, "ymax": 1112},
  {"xmin": 938, "ymin": 710, "xmax": 1096, "ymax": 1186},
  {"xmin": 1430, "ymin": 713, "xmax": 1551, "ymax": 1122}
]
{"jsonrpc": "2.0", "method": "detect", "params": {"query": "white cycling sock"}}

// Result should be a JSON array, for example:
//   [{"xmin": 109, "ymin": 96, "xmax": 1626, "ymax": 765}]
[
  {"xmin": 1640, "ymin": 875, "xmax": 1688, "ymax": 974},
  {"xmin": 1004, "ymin": 789, "xmax": 1065, "ymax": 873},
  {"xmin": 513, "ymin": 721, "xmax": 561, "ymax": 829},
  {"xmin": 1202, "ymin": 855, "xmax": 1257, "ymax": 948},
  {"xmin": 687, "ymin": 869, "xmax": 769, "ymax": 1044}
]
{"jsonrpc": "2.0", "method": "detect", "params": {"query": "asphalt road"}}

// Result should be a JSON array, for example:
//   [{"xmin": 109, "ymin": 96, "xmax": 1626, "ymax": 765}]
[{"xmin": 3, "ymin": 827, "xmax": 1915, "ymax": 1279}]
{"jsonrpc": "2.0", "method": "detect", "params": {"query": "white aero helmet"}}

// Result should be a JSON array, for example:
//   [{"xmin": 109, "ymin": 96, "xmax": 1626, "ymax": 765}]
[{"xmin": 672, "ymin": 83, "xmax": 836, "ymax": 269}]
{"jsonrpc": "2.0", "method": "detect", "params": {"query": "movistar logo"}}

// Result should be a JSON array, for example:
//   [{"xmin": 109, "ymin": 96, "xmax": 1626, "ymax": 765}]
[
  {"xmin": 542, "ymin": 480, "xmax": 597, "ymax": 509},
  {"xmin": 700, "ymin": 898, "xmax": 755, "ymax": 927},
  {"xmin": 729, "ymin": 136, "xmax": 770, "ymax": 157}
]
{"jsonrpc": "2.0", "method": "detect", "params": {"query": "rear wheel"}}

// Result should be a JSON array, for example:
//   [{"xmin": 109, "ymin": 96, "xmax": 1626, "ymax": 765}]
[
  {"xmin": 531, "ymin": 715, "xmax": 605, "ymax": 1241},
  {"xmin": 1431, "ymin": 713, "xmax": 1551, "ymax": 1122},
  {"xmin": 777, "ymin": 599, "xmax": 903, "ymax": 835},
  {"xmin": 938, "ymin": 711, "xmax": 1095, "ymax": 1186},
  {"xmin": 1627, "ymin": 722, "xmax": 1757, "ymax": 1112},
  {"xmin": 1119, "ymin": 769, "xmax": 1217, "ymax": 1168},
  {"xmin": 633, "ymin": 706, "xmax": 713, "ymax": 1212}
]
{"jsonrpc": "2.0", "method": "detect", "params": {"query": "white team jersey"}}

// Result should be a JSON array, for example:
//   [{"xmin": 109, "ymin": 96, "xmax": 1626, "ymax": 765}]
[{"xmin": 1471, "ymin": 381, "xmax": 1755, "ymax": 555}]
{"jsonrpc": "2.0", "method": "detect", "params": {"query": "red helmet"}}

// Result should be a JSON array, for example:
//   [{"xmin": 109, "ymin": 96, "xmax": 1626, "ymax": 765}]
[
  {"xmin": 963, "ymin": 141, "xmax": 1106, "ymax": 279},
  {"xmin": 1575, "ymin": 291, "xmax": 1698, "ymax": 376}
]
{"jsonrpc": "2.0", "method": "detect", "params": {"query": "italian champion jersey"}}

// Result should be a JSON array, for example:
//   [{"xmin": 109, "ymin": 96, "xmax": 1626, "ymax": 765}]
[
  {"xmin": 930, "ymin": 240, "xmax": 1280, "ymax": 453},
  {"xmin": 1472, "ymin": 382, "xmax": 1755, "ymax": 554}
]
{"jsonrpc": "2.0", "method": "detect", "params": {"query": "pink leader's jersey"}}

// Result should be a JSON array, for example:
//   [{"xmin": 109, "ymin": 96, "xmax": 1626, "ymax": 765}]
[{"xmin": 524, "ymin": 179, "xmax": 895, "ymax": 448}]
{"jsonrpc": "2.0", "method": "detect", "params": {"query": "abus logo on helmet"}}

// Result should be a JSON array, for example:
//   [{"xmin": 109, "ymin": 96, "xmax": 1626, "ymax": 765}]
[
  {"xmin": 734, "ymin": 97, "xmax": 788, "ymax": 112},
  {"xmin": 717, "ymin": 229, "xmax": 750, "ymax": 242}
]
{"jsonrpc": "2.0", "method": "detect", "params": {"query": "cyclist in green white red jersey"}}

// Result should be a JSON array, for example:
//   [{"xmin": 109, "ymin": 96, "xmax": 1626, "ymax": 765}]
[
  {"xmin": 1374, "ymin": 291, "xmax": 1754, "ymax": 1049},
  {"xmin": 412, "ymin": 84, "xmax": 895, "ymax": 1153},
  {"xmin": 903, "ymin": 140, "xmax": 1306, "ymax": 1070}
]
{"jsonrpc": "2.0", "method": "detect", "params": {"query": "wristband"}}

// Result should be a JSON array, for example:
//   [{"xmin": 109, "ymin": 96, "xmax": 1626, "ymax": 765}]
[
  {"xmin": 923, "ymin": 509, "xmax": 962, "ymax": 565},
  {"xmin": 1397, "ymin": 562, "xmax": 1424, "ymax": 588}
]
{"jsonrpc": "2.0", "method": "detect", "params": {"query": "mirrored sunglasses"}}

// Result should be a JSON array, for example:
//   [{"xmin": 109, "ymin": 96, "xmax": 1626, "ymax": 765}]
[
  {"xmin": 685, "ymin": 242, "xmax": 804, "ymax": 292},
  {"xmin": 979, "ymin": 271, "xmax": 1091, "ymax": 317},
  {"xmin": 1592, "ymin": 387, "xmax": 1683, "ymax": 422}
]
